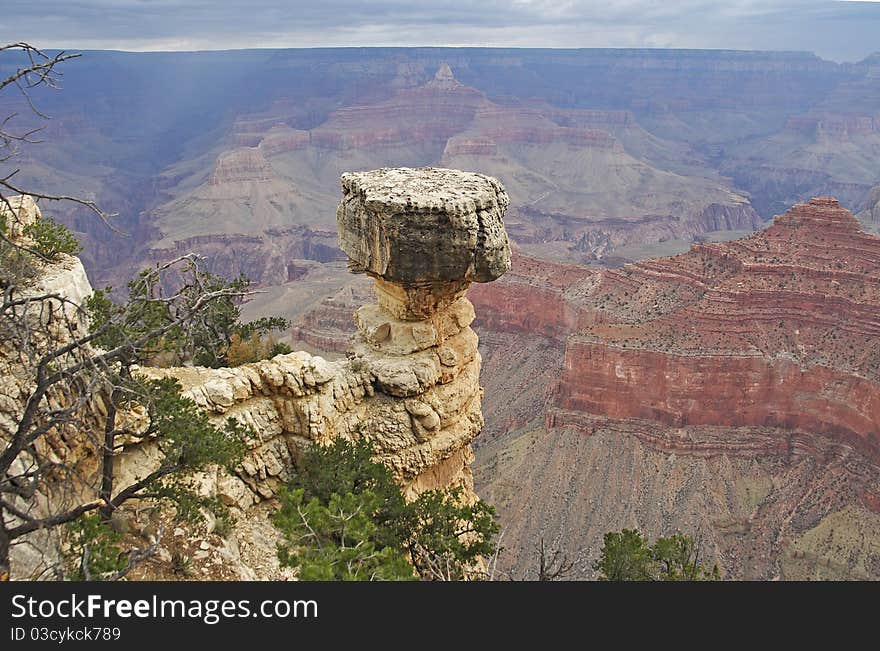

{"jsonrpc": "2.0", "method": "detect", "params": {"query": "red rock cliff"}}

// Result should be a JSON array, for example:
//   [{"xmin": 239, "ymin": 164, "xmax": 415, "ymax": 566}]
[{"xmin": 474, "ymin": 198, "xmax": 880, "ymax": 463}]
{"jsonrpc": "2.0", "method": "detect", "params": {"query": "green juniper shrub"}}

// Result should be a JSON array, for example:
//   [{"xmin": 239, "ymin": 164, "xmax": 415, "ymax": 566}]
[
  {"xmin": 275, "ymin": 488, "xmax": 416, "ymax": 581},
  {"xmin": 65, "ymin": 514, "xmax": 127, "ymax": 581},
  {"xmin": 87, "ymin": 269, "xmax": 290, "ymax": 368},
  {"xmin": 593, "ymin": 529, "xmax": 655, "ymax": 581},
  {"xmin": 406, "ymin": 487, "xmax": 499, "ymax": 580},
  {"xmin": 23, "ymin": 216, "xmax": 81, "ymax": 260},
  {"xmin": 594, "ymin": 528, "xmax": 720, "ymax": 581},
  {"xmin": 118, "ymin": 377, "xmax": 249, "ymax": 523},
  {"xmin": 274, "ymin": 438, "xmax": 500, "ymax": 581},
  {"xmin": 1, "ymin": 211, "xmax": 82, "ymax": 287}
]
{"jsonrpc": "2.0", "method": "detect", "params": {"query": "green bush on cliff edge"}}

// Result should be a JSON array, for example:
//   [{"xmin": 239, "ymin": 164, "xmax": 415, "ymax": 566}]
[{"xmin": 273, "ymin": 438, "xmax": 500, "ymax": 581}]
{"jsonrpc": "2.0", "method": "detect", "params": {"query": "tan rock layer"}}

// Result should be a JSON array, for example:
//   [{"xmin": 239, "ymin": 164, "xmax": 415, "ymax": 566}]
[{"xmin": 144, "ymin": 291, "xmax": 485, "ymax": 506}]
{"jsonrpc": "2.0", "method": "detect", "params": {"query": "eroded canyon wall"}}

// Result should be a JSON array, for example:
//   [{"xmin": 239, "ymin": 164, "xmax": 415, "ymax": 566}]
[{"xmin": 470, "ymin": 197, "xmax": 880, "ymax": 579}]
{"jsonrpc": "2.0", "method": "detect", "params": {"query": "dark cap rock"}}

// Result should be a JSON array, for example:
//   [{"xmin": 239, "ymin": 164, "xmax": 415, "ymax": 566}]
[{"xmin": 337, "ymin": 167, "xmax": 511, "ymax": 288}]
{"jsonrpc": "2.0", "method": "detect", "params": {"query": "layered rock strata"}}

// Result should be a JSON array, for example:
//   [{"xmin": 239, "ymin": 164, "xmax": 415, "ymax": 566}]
[
  {"xmin": 145, "ymin": 62, "xmax": 761, "ymax": 289},
  {"xmin": 469, "ymin": 197, "xmax": 880, "ymax": 578},
  {"xmin": 289, "ymin": 279, "xmax": 374, "ymax": 354},
  {"xmin": 552, "ymin": 197, "xmax": 880, "ymax": 461},
  {"xmin": 472, "ymin": 198, "xmax": 880, "ymax": 455}
]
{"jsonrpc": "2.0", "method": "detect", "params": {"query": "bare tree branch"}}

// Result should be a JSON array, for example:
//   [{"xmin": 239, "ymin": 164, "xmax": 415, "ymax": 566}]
[{"xmin": 7, "ymin": 499, "xmax": 105, "ymax": 538}]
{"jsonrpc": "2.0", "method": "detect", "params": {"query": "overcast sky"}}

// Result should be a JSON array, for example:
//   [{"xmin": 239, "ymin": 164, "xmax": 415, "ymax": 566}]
[{"xmin": 1, "ymin": 1, "xmax": 878, "ymax": 62}]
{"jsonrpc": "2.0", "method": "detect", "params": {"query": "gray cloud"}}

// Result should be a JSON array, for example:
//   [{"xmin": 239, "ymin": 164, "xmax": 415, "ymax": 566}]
[{"xmin": 0, "ymin": 0, "xmax": 877, "ymax": 61}]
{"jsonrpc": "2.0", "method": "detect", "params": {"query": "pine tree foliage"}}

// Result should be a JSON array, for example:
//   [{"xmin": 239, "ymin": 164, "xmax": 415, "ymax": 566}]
[
  {"xmin": 274, "ymin": 438, "xmax": 500, "ymax": 581},
  {"xmin": 594, "ymin": 529, "xmax": 720, "ymax": 581}
]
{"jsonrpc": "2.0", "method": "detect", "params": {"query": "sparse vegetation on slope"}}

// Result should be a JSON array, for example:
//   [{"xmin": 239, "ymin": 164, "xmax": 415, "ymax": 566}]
[{"xmin": 594, "ymin": 529, "xmax": 720, "ymax": 581}]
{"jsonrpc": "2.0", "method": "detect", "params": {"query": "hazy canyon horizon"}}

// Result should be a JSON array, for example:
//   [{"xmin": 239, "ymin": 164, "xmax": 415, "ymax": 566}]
[{"xmin": 4, "ymin": 45, "xmax": 880, "ymax": 579}]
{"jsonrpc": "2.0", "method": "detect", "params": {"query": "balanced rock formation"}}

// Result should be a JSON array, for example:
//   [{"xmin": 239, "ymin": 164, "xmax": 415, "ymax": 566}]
[
  {"xmin": 2, "ymin": 169, "xmax": 510, "ymax": 578},
  {"xmin": 336, "ymin": 167, "xmax": 511, "ymax": 496},
  {"xmin": 147, "ymin": 167, "xmax": 511, "ymax": 504},
  {"xmin": 337, "ymin": 167, "xmax": 510, "ymax": 318}
]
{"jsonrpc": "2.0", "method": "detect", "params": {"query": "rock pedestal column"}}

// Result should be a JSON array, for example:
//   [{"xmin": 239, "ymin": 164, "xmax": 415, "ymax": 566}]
[{"xmin": 337, "ymin": 167, "xmax": 511, "ymax": 498}]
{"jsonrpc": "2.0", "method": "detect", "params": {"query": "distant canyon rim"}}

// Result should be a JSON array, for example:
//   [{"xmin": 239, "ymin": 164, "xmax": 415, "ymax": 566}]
[{"xmin": 4, "ymin": 46, "xmax": 880, "ymax": 578}]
